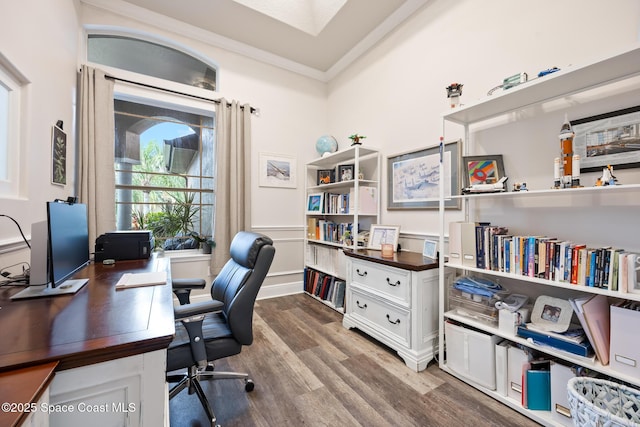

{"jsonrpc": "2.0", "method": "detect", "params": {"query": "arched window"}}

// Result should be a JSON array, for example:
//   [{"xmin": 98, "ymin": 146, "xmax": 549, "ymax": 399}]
[{"xmin": 88, "ymin": 34, "xmax": 218, "ymax": 91}]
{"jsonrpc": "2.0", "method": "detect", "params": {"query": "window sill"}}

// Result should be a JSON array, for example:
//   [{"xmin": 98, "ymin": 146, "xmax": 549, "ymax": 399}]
[{"xmin": 155, "ymin": 249, "xmax": 211, "ymax": 262}]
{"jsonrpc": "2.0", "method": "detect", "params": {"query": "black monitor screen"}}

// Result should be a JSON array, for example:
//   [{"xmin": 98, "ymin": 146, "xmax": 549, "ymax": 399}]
[{"xmin": 47, "ymin": 201, "xmax": 90, "ymax": 288}]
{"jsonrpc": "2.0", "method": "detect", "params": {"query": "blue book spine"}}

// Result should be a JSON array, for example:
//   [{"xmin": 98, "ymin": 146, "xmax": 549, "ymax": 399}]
[
  {"xmin": 588, "ymin": 250, "xmax": 597, "ymax": 287},
  {"xmin": 505, "ymin": 239, "xmax": 511, "ymax": 273}
]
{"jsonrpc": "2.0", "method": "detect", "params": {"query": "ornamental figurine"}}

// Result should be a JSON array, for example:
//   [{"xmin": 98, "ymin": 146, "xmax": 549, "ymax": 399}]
[{"xmin": 349, "ymin": 134, "xmax": 366, "ymax": 146}]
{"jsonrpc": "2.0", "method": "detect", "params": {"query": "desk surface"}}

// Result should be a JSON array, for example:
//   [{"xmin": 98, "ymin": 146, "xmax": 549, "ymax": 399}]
[
  {"xmin": 0, "ymin": 256, "xmax": 175, "ymax": 372},
  {"xmin": 343, "ymin": 249, "xmax": 439, "ymax": 271}
]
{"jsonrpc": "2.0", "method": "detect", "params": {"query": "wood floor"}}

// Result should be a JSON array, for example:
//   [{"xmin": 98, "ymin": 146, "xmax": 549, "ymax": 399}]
[{"xmin": 169, "ymin": 293, "xmax": 540, "ymax": 427}]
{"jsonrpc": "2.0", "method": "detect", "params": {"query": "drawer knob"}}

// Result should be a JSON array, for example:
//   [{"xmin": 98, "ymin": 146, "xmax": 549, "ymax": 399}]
[
  {"xmin": 386, "ymin": 314, "xmax": 401, "ymax": 325},
  {"xmin": 386, "ymin": 278, "xmax": 401, "ymax": 287},
  {"xmin": 356, "ymin": 301, "xmax": 367, "ymax": 309},
  {"xmin": 356, "ymin": 269, "xmax": 368, "ymax": 277}
]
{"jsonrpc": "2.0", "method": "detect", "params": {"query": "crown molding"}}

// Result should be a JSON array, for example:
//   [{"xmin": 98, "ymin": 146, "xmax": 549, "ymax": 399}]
[
  {"xmin": 80, "ymin": 0, "xmax": 326, "ymax": 81},
  {"xmin": 80, "ymin": 0, "xmax": 428, "ymax": 83}
]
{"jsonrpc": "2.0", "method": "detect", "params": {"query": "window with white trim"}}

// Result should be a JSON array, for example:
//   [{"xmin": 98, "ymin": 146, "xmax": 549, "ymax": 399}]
[
  {"xmin": 87, "ymin": 32, "xmax": 219, "ymax": 251},
  {"xmin": 0, "ymin": 57, "xmax": 26, "ymax": 198}
]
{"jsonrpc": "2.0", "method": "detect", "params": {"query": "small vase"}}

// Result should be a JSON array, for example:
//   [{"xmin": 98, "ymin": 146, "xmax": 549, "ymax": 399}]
[{"xmin": 201, "ymin": 242, "xmax": 212, "ymax": 254}]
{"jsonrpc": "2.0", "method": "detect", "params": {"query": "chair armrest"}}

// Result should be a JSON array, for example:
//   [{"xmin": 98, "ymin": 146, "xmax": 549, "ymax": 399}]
[
  {"xmin": 180, "ymin": 315, "xmax": 208, "ymax": 367},
  {"xmin": 174, "ymin": 299, "xmax": 224, "ymax": 320},
  {"xmin": 172, "ymin": 278, "xmax": 207, "ymax": 289},
  {"xmin": 172, "ymin": 278, "xmax": 207, "ymax": 305}
]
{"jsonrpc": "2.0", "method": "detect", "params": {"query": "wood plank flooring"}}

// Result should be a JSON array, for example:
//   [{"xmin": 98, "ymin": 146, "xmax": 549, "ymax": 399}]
[{"xmin": 169, "ymin": 293, "xmax": 541, "ymax": 427}]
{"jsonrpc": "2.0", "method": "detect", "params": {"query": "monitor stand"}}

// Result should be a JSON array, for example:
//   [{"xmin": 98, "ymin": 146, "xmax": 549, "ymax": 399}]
[{"xmin": 10, "ymin": 279, "xmax": 89, "ymax": 300}]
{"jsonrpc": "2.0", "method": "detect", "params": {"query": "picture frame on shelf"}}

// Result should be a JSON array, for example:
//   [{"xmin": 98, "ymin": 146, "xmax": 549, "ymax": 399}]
[
  {"xmin": 462, "ymin": 154, "xmax": 506, "ymax": 189},
  {"xmin": 338, "ymin": 164, "xmax": 355, "ymax": 181},
  {"xmin": 306, "ymin": 193, "xmax": 324, "ymax": 214},
  {"xmin": 317, "ymin": 169, "xmax": 335, "ymax": 185},
  {"xmin": 387, "ymin": 139, "xmax": 461, "ymax": 209},
  {"xmin": 422, "ymin": 239, "xmax": 438, "ymax": 259},
  {"xmin": 259, "ymin": 152, "xmax": 297, "ymax": 188},
  {"xmin": 572, "ymin": 105, "xmax": 640, "ymax": 173},
  {"xmin": 367, "ymin": 225, "xmax": 400, "ymax": 251}
]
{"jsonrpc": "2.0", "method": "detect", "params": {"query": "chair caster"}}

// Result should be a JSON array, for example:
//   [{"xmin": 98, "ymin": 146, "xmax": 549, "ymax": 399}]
[{"xmin": 245, "ymin": 379, "xmax": 255, "ymax": 392}]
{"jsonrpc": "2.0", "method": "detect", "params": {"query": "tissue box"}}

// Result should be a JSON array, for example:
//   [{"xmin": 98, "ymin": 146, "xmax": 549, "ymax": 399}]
[{"xmin": 498, "ymin": 307, "xmax": 530, "ymax": 335}]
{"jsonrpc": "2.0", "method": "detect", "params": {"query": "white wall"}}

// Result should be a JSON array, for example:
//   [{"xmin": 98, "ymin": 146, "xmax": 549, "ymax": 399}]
[
  {"xmin": 327, "ymin": 0, "xmax": 640, "ymax": 250},
  {"xmin": 0, "ymin": 0, "xmax": 81, "ymax": 268}
]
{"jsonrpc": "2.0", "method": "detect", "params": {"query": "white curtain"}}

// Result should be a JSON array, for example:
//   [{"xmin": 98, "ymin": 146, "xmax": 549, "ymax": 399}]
[
  {"xmin": 213, "ymin": 99, "xmax": 252, "ymax": 274},
  {"xmin": 78, "ymin": 65, "xmax": 115, "ymax": 245}
]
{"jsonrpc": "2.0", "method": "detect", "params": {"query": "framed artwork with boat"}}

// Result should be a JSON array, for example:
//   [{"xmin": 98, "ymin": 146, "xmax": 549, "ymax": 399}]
[{"xmin": 387, "ymin": 139, "xmax": 461, "ymax": 209}]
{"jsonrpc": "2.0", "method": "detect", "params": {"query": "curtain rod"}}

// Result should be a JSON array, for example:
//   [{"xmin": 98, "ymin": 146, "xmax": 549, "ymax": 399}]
[{"xmin": 104, "ymin": 74, "xmax": 258, "ymax": 115}]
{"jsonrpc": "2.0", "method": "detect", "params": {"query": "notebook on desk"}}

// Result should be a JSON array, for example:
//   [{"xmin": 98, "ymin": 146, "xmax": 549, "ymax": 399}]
[{"xmin": 115, "ymin": 271, "xmax": 167, "ymax": 289}]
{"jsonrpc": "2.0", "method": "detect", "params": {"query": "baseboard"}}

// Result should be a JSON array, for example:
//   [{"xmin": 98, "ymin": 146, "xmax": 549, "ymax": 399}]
[
  {"xmin": 258, "ymin": 281, "xmax": 303, "ymax": 300},
  {"xmin": 185, "ymin": 281, "xmax": 303, "ymax": 305}
]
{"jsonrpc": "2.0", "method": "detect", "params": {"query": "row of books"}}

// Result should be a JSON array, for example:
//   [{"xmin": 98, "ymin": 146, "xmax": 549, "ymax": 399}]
[
  {"xmin": 308, "ymin": 187, "xmax": 378, "ymax": 215},
  {"xmin": 306, "ymin": 218, "xmax": 352, "ymax": 244},
  {"xmin": 450, "ymin": 221, "xmax": 639, "ymax": 292},
  {"xmin": 303, "ymin": 267, "xmax": 346, "ymax": 308},
  {"xmin": 305, "ymin": 243, "xmax": 347, "ymax": 279}
]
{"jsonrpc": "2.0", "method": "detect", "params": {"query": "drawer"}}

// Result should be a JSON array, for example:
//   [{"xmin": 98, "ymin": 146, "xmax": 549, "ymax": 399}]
[
  {"xmin": 350, "ymin": 259, "xmax": 411, "ymax": 305},
  {"xmin": 347, "ymin": 287, "xmax": 410, "ymax": 347}
]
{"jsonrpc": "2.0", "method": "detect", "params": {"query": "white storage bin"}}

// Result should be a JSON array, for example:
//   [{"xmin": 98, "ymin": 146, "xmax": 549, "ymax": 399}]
[
  {"xmin": 507, "ymin": 345, "xmax": 529, "ymax": 402},
  {"xmin": 445, "ymin": 321, "xmax": 500, "ymax": 389},
  {"xmin": 550, "ymin": 362, "xmax": 576, "ymax": 427},
  {"xmin": 610, "ymin": 305, "xmax": 640, "ymax": 377}
]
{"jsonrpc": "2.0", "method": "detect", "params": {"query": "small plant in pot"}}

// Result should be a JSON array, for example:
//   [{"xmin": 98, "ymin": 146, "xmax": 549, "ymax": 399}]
[{"xmin": 188, "ymin": 231, "xmax": 216, "ymax": 254}]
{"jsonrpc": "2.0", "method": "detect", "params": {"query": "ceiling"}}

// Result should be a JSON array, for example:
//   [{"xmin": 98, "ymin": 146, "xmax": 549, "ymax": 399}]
[{"xmin": 86, "ymin": 0, "xmax": 429, "ymax": 81}]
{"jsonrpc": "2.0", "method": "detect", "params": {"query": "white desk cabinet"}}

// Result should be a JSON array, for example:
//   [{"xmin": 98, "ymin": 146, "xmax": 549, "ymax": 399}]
[{"xmin": 342, "ymin": 250, "xmax": 444, "ymax": 372}]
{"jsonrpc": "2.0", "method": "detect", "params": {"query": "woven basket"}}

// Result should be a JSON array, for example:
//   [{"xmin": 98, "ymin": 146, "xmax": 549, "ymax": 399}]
[{"xmin": 567, "ymin": 377, "xmax": 640, "ymax": 427}]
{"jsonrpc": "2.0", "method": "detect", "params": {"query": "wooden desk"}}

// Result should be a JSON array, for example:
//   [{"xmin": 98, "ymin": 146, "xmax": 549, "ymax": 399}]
[
  {"xmin": 0, "ymin": 255, "xmax": 175, "ymax": 426},
  {"xmin": 0, "ymin": 362, "xmax": 57, "ymax": 427}
]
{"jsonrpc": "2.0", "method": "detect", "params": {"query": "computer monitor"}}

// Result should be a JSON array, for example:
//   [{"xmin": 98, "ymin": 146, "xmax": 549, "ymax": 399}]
[{"xmin": 11, "ymin": 201, "xmax": 90, "ymax": 300}]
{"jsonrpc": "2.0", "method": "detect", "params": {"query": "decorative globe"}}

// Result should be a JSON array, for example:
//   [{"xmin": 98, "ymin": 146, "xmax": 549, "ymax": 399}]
[{"xmin": 315, "ymin": 135, "xmax": 338, "ymax": 156}]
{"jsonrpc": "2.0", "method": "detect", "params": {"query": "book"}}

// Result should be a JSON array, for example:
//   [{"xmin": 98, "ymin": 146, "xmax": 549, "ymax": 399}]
[
  {"xmin": 516, "ymin": 325, "xmax": 594, "ymax": 357},
  {"xmin": 580, "ymin": 294, "xmax": 612, "ymax": 365},
  {"xmin": 526, "ymin": 369, "xmax": 551, "ymax": 410},
  {"xmin": 523, "ymin": 322, "xmax": 586, "ymax": 344},
  {"xmin": 115, "ymin": 271, "xmax": 167, "ymax": 289}
]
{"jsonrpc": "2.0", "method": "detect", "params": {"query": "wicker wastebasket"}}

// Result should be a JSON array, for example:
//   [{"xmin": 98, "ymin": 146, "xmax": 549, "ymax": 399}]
[{"xmin": 567, "ymin": 377, "xmax": 640, "ymax": 427}]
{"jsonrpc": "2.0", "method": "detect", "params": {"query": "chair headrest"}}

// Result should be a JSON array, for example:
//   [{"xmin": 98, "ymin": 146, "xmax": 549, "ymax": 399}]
[{"xmin": 229, "ymin": 232, "xmax": 273, "ymax": 269}]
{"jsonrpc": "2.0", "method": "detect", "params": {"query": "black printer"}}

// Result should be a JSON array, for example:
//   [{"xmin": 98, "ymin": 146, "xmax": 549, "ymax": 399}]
[{"xmin": 94, "ymin": 230, "xmax": 154, "ymax": 261}]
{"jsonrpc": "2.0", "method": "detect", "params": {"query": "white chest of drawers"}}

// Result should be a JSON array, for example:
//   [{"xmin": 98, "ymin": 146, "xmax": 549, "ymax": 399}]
[{"xmin": 342, "ymin": 250, "xmax": 442, "ymax": 372}]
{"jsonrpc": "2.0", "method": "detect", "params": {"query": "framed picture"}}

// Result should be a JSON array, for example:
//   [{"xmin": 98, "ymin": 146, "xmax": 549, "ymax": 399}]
[
  {"xmin": 387, "ymin": 139, "xmax": 461, "ymax": 209},
  {"xmin": 51, "ymin": 125, "xmax": 67, "ymax": 186},
  {"xmin": 306, "ymin": 193, "xmax": 324, "ymax": 214},
  {"xmin": 338, "ymin": 164, "xmax": 355, "ymax": 181},
  {"xmin": 259, "ymin": 152, "xmax": 297, "ymax": 188},
  {"xmin": 462, "ymin": 154, "xmax": 506, "ymax": 188},
  {"xmin": 572, "ymin": 105, "xmax": 640, "ymax": 173},
  {"xmin": 367, "ymin": 225, "xmax": 400, "ymax": 251},
  {"xmin": 423, "ymin": 239, "xmax": 438, "ymax": 259},
  {"xmin": 317, "ymin": 169, "xmax": 335, "ymax": 185}
]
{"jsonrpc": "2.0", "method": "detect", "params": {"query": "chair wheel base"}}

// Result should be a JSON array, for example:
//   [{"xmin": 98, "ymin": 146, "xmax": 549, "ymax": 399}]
[{"xmin": 245, "ymin": 379, "xmax": 255, "ymax": 392}]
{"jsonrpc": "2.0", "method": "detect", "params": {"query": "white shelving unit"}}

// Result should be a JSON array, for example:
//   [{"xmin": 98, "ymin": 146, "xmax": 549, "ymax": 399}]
[
  {"xmin": 438, "ymin": 42, "xmax": 640, "ymax": 426},
  {"xmin": 304, "ymin": 145, "xmax": 381, "ymax": 312}
]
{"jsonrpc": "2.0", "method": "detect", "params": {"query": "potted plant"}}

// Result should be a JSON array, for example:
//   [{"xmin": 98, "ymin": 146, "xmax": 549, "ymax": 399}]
[{"xmin": 188, "ymin": 231, "xmax": 216, "ymax": 254}]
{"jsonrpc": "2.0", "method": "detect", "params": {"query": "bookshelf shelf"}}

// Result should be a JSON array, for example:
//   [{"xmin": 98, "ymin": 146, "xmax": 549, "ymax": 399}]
[
  {"xmin": 439, "ymin": 42, "xmax": 640, "ymax": 427},
  {"xmin": 451, "ymin": 183, "xmax": 640, "ymax": 200},
  {"xmin": 304, "ymin": 146, "xmax": 381, "ymax": 313},
  {"xmin": 444, "ymin": 262, "xmax": 640, "ymax": 302}
]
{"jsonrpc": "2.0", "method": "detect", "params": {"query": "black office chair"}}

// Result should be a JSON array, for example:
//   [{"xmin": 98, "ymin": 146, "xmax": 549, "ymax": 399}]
[{"xmin": 167, "ymin": 231, "xmax": 275, "ymax": 427}]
